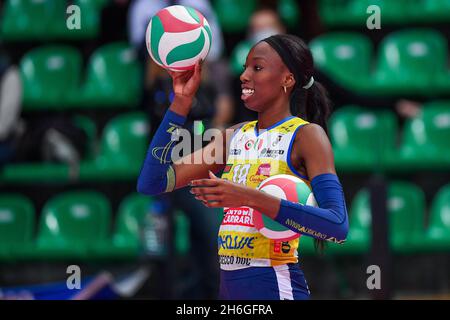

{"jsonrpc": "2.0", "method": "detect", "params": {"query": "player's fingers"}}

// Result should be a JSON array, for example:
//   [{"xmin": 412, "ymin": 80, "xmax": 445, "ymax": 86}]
[
  {"xmin": 195, "ymin": 194, "xmax": 222, "ymax": 202},
  {"xmin": 190, "ymin": 186, "xmax": 221, "ymax": 195},
  {"xmin": 190, "ymin": 178, "xmax": 221, "ymax": 187},
  {"xmin": 192, "ymin": 60, "xmax": 202, "ymax": 80}
]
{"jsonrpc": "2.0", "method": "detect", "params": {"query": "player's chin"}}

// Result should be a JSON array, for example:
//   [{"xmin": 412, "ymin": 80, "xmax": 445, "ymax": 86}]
[{"xmin": 242, "ymin": 99, "xmax": 261, "ymax": 112}]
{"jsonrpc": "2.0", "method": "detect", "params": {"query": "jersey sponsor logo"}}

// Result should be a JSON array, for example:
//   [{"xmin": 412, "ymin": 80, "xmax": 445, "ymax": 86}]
[
  {"xmin": 274, "ymin": 241, "xmax": 281, "ymax": 253},
  {"xmin": 244, "ymin": 139, "xmax": 254, "ymax": 150},
  {"xmin": 243, "ymin": 138, "xmax": 264, "ymax": 151},
  {"xmin": 218, "ymin": 235, "xmax": 255, "ymax": 250},
  {"xmin": 279, "ymin": 123, "xmax": 297, "ymax": 133},
  {"xmin": 249, "ymin": 175, "xmax": 267, "ymax": 185},
  {"xmin": 273, "ymin": 241, "xmax": 290, "ymax": 253},
  {"xmin": 256, "ymin": 163, "xmax": 271, "ymax": 176},
  {"xmin": 260, "ymin": 148, "xmax": 285, "ymax": 158},
  {"xmin": 281, "ymin": 241, "xmax": 291, "ymax": 253},
  {"xmin": 271, "ymin": 134, "xmax": 284, "ymax": 147},
  {"xmin": 219, "ymin": 255, "xmax": 251, "ymax": 266},
  {"xmin": 256, "ymin": 138, "xmax": 264, "ymax": 150},
  {"xmin": 230, "ymin": 149, "xmax": 241, "ymax": 155},
  {"xmin": 223, "ymin": 207, "xmax": 253, "ymax": 226}
]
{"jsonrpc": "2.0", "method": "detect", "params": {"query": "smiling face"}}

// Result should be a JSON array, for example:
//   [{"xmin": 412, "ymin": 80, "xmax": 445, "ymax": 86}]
[{"xmin": 240, "ymin": 41, "xmax": 294, "ymax": 112}]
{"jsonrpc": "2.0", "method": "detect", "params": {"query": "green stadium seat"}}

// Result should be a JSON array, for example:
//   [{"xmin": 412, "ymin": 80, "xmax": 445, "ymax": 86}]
[
  {"xmin": 299, "ymin": 235, "xmax": 318, "ymax": 256},
  {"xmin": 278, "ymin": 0, "xmax": 300, "ymax": 29},
  {"xmin": 94, "ymin": 193, "xmax": 190, "ymax": 259},
  {"xmin": 320, "ymin": 0, "xmax": 408, "ymax": 27},
  {"xmin": 36, "ymin": 191, "xmax": 111, "ymax": 259},
  {"xmin": 329, "ymin": 182, "xmax": 427, "ymax": 255},
  {"xmin": 0, "ymin": 164, "xmax": 70, "ymax": 184},
  {"xmin": 348, "ymin": 0, "xmax": 408, "ymax": 25},
  {"xmin": 174, "ymin": 210, "xmax": 191, "ymax": 256},
  {"xmin": 422, "ymin": 184, "xmax": 450, "ymax": 251},
  {"xmin": 72, "ymin": 115, "xmax": 98, "ymax": 161},
  {"xmin": 1, "ymin": 0, "xmax": 103, "ymax": 41},
  {"xmin": 319, "ymin": 0, "xmax": 352, "ymax": 27},
  {"xmin": 61, "ymin": 0, "xmax": 101, "ymax": 40},
  {"xmin": 79, "ymin": 112, "xmax": 150, "ymax": 180},
  {"xmin": 0, "ymin": 0, "xmax": 66, "ymax": 41},
  {"xmin": 399, "ymin": 102, "xmax": 450, "ymax": 169},
  {"xmin": 213, "ymin": 0, "xmax": 257, "ymax": 33},
  {"xmin": 20, "ymin": 46, "xmax": 82, "ymax": 110},
  {"xmin": 229, "ymin": 41, "xmax": 253, "ymax": 76},
  {"xmin": 76, "ymin": 43, "xmax": 142, "ymax": 108},
  {"xmin": 329, "ymin": 106, "xmax": 398, "ymax": 172},
  {"xmin": 0, "ymin": 194, "xmax": 35, "ymax": 261},
  {"xmin": 310, "ymin": 32, "xmax": 374, "ymax": 92},
  {"xmin": 373, "ymin": 29, "xmax": 448, "ymax": 96},
  {"xmin": 327, "ymin": 189, "xmax": 371, "ymax": 255},
  {"xmin": 409, "ymin": 0, "xmax": 450, "ymax": 22},
  {"xmin": 92, "ymin": 193, "xmax": 152, "ymax": 259}
]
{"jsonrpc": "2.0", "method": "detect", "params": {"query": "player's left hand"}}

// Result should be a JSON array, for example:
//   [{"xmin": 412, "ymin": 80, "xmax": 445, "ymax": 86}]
[{"xmin": 190, "ymin": 171, "xmax": 251, "ymax": 208}]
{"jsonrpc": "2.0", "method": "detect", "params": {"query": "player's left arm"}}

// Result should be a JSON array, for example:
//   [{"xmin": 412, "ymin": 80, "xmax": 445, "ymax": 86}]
[{"xmin": 272, "ymin": 123, "xmax": 349, "ymax": 242}]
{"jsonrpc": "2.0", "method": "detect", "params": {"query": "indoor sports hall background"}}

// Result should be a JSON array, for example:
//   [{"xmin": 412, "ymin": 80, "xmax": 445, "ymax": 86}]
[{"xmin": 0, "ymin": 0, "xmax": 449, "ymax": 300}]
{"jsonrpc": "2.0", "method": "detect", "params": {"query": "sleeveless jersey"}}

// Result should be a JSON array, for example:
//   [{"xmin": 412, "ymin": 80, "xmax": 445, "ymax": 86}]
[{"xmin": 219, "ymin": 115, "xmax": 310, "ymax": 271}]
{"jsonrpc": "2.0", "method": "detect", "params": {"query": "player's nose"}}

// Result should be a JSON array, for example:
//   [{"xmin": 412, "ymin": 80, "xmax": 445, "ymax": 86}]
[{"xmin": 240, "ymin": 67, "xmax": 250, "ymax": 84}]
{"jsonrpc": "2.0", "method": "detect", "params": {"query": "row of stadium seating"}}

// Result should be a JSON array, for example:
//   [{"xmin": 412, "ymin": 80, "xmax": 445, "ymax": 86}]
[
  {"xmin": 15, "ymin": 29, "xmax": 450, "ymax": 112},
  {"xmin": 214, "ymin": 0, "xmax": 450, "ymax": 33},
  {"xmin": 20, "ymin": 42, "xmax": 142, "ymax": 110},
  {"xmin": 1, "ymin": 102, "xmax": 448, "ymax": 183},
  {"xmin": 2, "ymin": 0, "xmax": 450, "ymax": 41},
  {"xmin": 320, "ymin": 0, "xmax": 450, "ymax": 27},
  {"xmin": 0, "ymin": 192, "xmax": 190, "ymax": 261},
  {"xmin": 231, "ymin": 29, "xmax": 450, "ymax": 96},
  {"xmin": 1, "ymin": 112, "xmax": 149, "ymax": 183},
  {"xmin": 301, "ymin": 181, "xmax": 450, "ymax": 256},
  {"xmin": 331, "ymin": 103, "xmax": 450, "ymax": 171},
  {"xmin": 1, "ymin": 181, "xmax": 449, "ymax": 261},
  {"xmin": 1, "ymin": 0, "xmax": 108, "ymax": 41}
]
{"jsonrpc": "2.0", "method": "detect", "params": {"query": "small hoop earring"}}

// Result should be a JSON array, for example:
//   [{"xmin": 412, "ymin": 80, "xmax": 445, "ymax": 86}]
[{"xmin": 283, "ymin": 86, "xmax": 287, "ymax": 93}]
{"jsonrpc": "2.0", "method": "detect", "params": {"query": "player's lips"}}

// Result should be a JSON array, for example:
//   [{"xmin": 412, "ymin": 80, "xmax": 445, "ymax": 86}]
[{"xmin": 241, "ymin": 87, "xmax": 255, "ymax": 102}]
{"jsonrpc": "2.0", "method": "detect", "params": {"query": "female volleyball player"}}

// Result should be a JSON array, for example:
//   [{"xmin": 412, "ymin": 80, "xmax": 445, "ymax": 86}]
[{"xmin": 137, "ymin": 34, "xmax": 348, "ymax": 300}]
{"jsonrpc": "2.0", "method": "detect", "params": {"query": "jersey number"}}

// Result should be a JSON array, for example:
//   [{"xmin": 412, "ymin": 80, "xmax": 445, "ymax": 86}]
[{"xmin": 232, "ymin": 164, "xmax": 251, "ymax": 184}]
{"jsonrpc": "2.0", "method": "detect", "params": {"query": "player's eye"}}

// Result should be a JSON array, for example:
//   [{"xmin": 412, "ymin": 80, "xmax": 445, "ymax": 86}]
[{"xmin": 254, "ymin": 65, "xmax": 263, "ymax": 71}]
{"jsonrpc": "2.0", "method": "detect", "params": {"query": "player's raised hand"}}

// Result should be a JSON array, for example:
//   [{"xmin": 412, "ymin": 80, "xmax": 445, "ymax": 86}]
[{"xmin": 167, "ymin": 59, "xmax": 203, "ymax": 101}]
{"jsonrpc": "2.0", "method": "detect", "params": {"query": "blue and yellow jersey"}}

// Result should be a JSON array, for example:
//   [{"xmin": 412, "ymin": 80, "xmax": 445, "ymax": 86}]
[{"xmin": 219, "ymin": 116, "xmax": 310, "ymax": 270}]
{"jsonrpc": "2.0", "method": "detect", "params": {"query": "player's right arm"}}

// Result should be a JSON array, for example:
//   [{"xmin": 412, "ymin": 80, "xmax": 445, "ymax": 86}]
[{"xmin": 136, "ymin": 60, "xmax": 246, "ymax": 194}]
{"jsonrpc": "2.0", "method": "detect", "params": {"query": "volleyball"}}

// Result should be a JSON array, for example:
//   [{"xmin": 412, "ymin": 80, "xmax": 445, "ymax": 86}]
[
  {"xmin": 145, "ymin": 5, "xmax": 212, "ymax": 72},
  {"xmin": 253, "ymin": 174, "xmax": 318, "ymax": 241}
]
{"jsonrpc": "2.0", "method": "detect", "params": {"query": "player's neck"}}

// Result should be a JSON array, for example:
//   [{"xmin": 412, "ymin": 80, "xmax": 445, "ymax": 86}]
[{"xmin": 256, "ymin": 104, "xmax": 292, "ymax": 130}]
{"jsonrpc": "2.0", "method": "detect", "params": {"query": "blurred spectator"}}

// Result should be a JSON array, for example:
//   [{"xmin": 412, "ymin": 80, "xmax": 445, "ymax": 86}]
[
  {"xmin": 247, "ymin": 8, "xmax": 286, "ymax": 43},
  {"xmin": 128, "ymin": 0, "xmax": 229, "ymax": 299},
  {"xmin": 0, "ymin": 53, "xmax": 88, "ymax": 171},
  {"xmin": 0, "ymin": 54, "xmax": 22, "ymax": 166}
]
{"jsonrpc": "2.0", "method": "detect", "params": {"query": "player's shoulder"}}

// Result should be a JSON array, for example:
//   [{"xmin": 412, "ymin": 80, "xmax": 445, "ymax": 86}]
[
  {"xmin": 297, "ymin": 122, "xmax": 327, "ymax": 138},
  {"xmin": 295, "ymin": 123, "xmax": 332, "ymax": 154}
]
